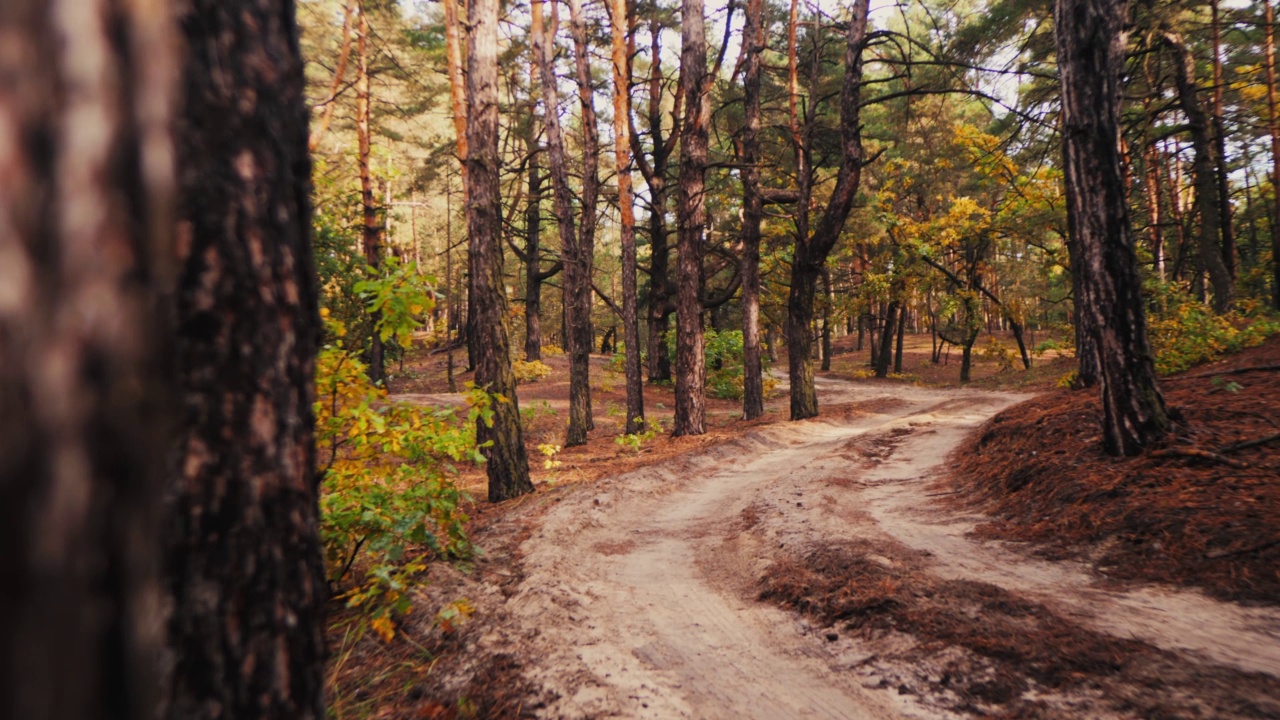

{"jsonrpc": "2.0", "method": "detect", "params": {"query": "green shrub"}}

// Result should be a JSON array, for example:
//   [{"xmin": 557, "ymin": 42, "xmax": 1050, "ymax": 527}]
[
  {"xmin": 663, "ymin": 329, "xmax": 774, "ymax": 400},
  {"xmin": 1147, "ymin": 284, "xmax": 1280, "ymax": 375},
  {"xmin": 316, "ymin": 313, "xmax": 488, "ymax": 630}
]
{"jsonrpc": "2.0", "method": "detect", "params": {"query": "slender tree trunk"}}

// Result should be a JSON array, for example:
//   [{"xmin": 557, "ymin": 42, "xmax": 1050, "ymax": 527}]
[
  {"xmin": 960, "ymin": 332, "xmax": 977, "ymax": 383},
  {"xmin": 635, "ymin": 24, "xmax": 678, "ymax": 383},
  {"xmin": 874, "ymin": 300, "xmax": 899, "ymax": 378},
  {"xmin": 309, "ymin": 0, "xmax": 357, "ymax": 151},
  {"xmin": 1145, "ymin": 143, "xmax": 1166, "ymax": 279},
  {"xmin": 0, "ymin": 5, "xmax": 172, "ymax": 718},
  {"xmin": 568, "ymin": 0, "xmax": 600, "ymax": 439},
  {"xmin": 739, "ymin": 0, "xmax": 766, "ymax": 419},
  {"xmin": 894, "ymin": 304, "xmax": 907, "ymax": 373},
  {"xmin": 1057, "ymin": 0, "xmax": 1171, "ymax": 455},
  {"xmin": 1266, "ymin": 0, "xmax": 1280, "ymax": 309},
  {"xmin": 787, "ymin": 0, "xmax": 869, "ymax": 419},
  {"xmin": 611, "ymin": 0, "xmax": 645, "ymax": 434},
  {"xmin": 532, "ymin": 0, "xmax": 584, "ymax": 444},
  {"xmin": 525, "ymin": 160, "xmax": 546, "ymax": 360},
  {"xmin": 1165, "ymin": 32, "xmax": 1235, "ymax": 312},
  {"xmin": 674, "ymin": 0, "xmax": 710, "ymax": 436},
  {"xmin": 468, "ymin": 0, "xmax": 534, "ymax": 500},
  {"xmin": 1210, "ymin": 0, "xmax": 1236, "ymax": 279},
  {"xmin": 820, "ymin": 270, "xmax": 834, "ymax": 372},
  {"xmin": 355, "ymin": 4, "xmax": 384, "ymax": 385},
  {"xmin": 443, "ymin": 0, "xmax": 477, "ymax": 371}
]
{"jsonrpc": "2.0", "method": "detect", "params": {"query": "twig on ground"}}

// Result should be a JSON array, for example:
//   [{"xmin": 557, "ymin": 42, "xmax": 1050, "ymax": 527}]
[
  {"xmin": 1149, "ymin": 447, "xmax": 1249, "ymax": 469},
  {"xmin": 1166, "ymin": 364, "xmax": 1280, "ymax": 381},
  {"xmin": 1218, "ymin": 433, "xmax": 1280, "ymax": 454},
  {"xmin": 1205, "ymin": 540, "xmax": 1280, "ymax": 560}
]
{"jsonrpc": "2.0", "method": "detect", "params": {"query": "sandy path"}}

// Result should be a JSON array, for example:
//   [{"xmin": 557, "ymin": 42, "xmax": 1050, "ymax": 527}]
[{"xmin": 485, "ymin": 378, "xmax": 1280, "ymax": 718}]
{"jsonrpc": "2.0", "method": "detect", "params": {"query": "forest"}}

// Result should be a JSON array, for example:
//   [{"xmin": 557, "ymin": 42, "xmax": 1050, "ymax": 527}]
[{"xmin": 3, "ymin": 0, "xmax": 1280, "ymax": 717}]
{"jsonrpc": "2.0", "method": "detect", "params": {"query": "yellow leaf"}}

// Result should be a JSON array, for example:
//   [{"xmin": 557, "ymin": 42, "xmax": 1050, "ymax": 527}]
[{"xmin": 371, "ymin": 615, "xmax": 396, "ymax": 642}]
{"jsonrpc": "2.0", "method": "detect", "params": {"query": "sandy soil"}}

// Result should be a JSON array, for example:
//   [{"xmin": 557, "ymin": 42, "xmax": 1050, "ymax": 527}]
[{"xmin": 404, "ymin": 375, "xmax": 1280, "ymax": 718}]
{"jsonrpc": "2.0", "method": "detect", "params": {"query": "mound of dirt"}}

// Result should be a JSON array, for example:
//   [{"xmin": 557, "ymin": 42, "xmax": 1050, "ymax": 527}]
[{"xmin": 949, "ymin": 337, "xmax": 1280, "ymax": 603}]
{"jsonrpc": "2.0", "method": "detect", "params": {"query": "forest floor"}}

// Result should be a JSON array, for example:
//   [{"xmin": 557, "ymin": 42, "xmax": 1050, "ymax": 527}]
[{"xmin": 326, "ymin": 334, "xmax": 1280, "ymax": 719}]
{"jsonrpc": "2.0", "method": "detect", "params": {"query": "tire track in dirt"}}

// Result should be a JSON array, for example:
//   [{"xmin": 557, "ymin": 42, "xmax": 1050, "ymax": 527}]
[{"xmin": 476, "ymin": 378, "xmax": 1280, "ymax": 718}]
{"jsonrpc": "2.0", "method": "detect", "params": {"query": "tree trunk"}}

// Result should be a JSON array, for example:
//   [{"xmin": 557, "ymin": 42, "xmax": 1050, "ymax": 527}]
[
  {"xmin": 1165, "ymin": 31, "xmax": 1235, "ymax": 312},
  {"xmin": 820, "ymin": 270, "xmax": 834, "ymax": 372},
  {"xmin": 960, "ymin": 332, "xmax": 977, "ymax": 383},
  {"xmin": 167, "ymin": 2, "xmax": 327, "ymax": 718},
  {"xmin": 532, "ymin": 0, "xmax": 586, "ymax": 444},
  {"xmin": 442, "ymin": 0, "xmax": 477, "ymax": 371},
  {"xmin": 674, "ymin": 0, "xmax": 710, "ymax": 436},
  {"xmin": 309, "ymin": 0, "xmax": 357, "ymax": 152},
  {"xmin": 787, "ymin": 0, "xmax": 869, "ymax": 420},
  {"xmin": 1266, "ymin": 0, "xmax": 1280, "ymax": 309},
  {"xmin": 1056, "ymin": 0, "xmax": 1171, "ymax": 455},
  {"xmin": 0, "ymin": 5, "xmax": 172, "ymax": 718},
  {"xmin": 568, "ymin": 0, "xmax": 600, "ymax": 439},
  {"xmin": 894, "ymin": 303, "xmax": 907, "ymax": 374},
  {"xmin": 524, "ymin": 160, "xmax": 546, "ymax": 361},
  {"xmin": 1144, "ymin": 143, "xmax": 1166, "ymax": 279},
  {"xmin": 874, "ymin": 300, "xmax": 899, "ymax": 378},
  {"xmin": 468, "ymin": 0, "xmax": 535, "ymax": 500},
  {"xmin": 739, "ymin": 0, "xmax": 766, "ymax": 419},
  {"xmin": 611, "ymin": 0, "xmax": 645, "ymax": 434},
  {"xmin": 1209, "ymin": 0, "xmax": 1236, "ymax": 279},
  {"xmin": 635, "ymin": 23, "xmax": 678, "ymax": 383},
  {"xmin": 355, "ymin": 4, "xmax": 384, "ymax": 386}
]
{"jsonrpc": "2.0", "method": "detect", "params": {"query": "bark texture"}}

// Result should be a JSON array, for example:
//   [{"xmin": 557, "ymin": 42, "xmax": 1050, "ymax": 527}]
[
  {"xmin": 611, "ymin": 0, "xmax": 645, "ymax": 434},
  {"xmin": 0, "ymin": 3, "xmax": 173, "ymax": 719},
  {"xmin": 1056, "ymin": 0, "xmax": 1171, "ymax": 455},
  {"xmin": 167, "ymin": 2, "xmax": 326, "ymax": 718},
  {"xmin": 468, "ymin": 0, "xmax": 535, "ymax": 500},
  {"xmin": 674, "ymin": 0, "xmax": 710, "ymax": 436},
  {"xmin": 739, "ymin": 0, "xmax": 766, "ymax": 420}
]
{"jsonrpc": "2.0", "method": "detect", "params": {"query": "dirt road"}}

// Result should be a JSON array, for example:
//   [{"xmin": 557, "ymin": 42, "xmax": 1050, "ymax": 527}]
[{"xmin": 431, "ymin": 378, "xmax": 1280, "ymax": 718}]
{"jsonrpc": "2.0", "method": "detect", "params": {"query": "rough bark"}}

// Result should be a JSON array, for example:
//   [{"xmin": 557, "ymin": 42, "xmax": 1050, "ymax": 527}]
[
  {"xmin": 739, "ymin": 0, "xmax": 766, "ymax": 420},
  {"xmin": 0, "ymin": 4, "xmax": 172, "ymax": 718},
  {"xmin": 468, "ymin": 0, "xmax": 535, "ymax": 500},
  {"xmin": 567, "ymin": 0, "xmax": 600, "ymax": 441},
  {"xmin": 787, "ymin": 0, "xmax": 869, "ymax": 420},
  {"xmin": 166, "ymin": 2, "xmax": 326, "ymax": 718},
  {"xmin": 1164, "ymin": 31, "xmax": 1235, "ymax": 312},
  {"xmin": 674, "ymin": 0, "xmax": 710, "ymax": 436},
  {"xmin": 1056, "ymin": 0, "xmax": 1171, "ymax": 455},
  {"xmin": 611, "ymin": 0, "xmax": 645, "ymax": 434}
]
